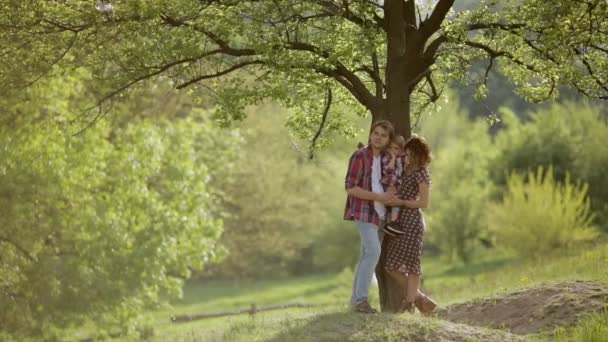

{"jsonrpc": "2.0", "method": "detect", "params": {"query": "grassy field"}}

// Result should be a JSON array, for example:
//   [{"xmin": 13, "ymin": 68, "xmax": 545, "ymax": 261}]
[{"xmin": 128, "ymin": 241, "xmax": 608, "ymax": 341}]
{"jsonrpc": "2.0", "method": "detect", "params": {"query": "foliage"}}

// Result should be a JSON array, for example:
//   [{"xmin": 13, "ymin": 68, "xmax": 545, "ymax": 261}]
[
  {"xmin": 0, "ymin": 72, "xmax": 236, "ymax": 340},
  {"xmin": 0, "ymin": 1, "xmax": 606, "ymax": 137},
  {"xmin": 491, "ymin": 102, "xmax": 608, "ymax": 228},
  {"xmin": 487, "ymin": 167, "xmax": 598, "ymax": 257},
  {"xmin": 421, "ymin": 107, "xmax": 495, "ymax": 263},
  {"xmin": 310, "ymin": 220, "xmax": 360, "ymax": 273},
  {"xmin": 200, "ymin": 105, "xmax": 347, "ymax": 278}
]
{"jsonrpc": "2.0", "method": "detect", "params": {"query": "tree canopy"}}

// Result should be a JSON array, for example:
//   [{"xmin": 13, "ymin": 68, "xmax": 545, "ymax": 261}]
[
  {"xmin": 0, "ymin": 70, "xmax": 241, "ymax": 339},
  {"xmin": 1, "ymin": 0, "xmax": 607, "ymax": 137}
]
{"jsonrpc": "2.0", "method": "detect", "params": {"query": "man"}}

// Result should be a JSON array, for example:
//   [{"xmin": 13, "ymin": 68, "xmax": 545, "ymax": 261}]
[{"xmin": 344, "ymin": 120, "xmax": 395, "ymax": 313}]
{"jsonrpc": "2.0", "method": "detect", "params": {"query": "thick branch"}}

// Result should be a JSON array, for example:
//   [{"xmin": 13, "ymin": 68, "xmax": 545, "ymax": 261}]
[
  {"xmin": 287, "ymin": 41, "xmax": 378, "ymax": 109},
  {"xmin": 464, "ymin": 40, "xmax": 540, "ymax": 73},
  {"xmin": 422, "ymin": 35, "xmax": 448, "ymax": 63},
  {"xmin": 371, "ymin": 52, "xmax": 383, "ymax": 99},
  {"xmin": 419, "ymin": 0, "xmax": 455, "ymax": 42},
  {"xmin": 403, "ymin": 0, "xmax": 417, "ymax": 33}
]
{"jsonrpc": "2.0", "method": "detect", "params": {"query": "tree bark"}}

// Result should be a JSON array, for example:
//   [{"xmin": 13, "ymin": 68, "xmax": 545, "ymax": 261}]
[
  {"xmin": 373, "ymin": 0, "xmax": 414, "ymax": 313},
  {"xmin": 376, "ymin": 236, "xmax": 406, "ymax": 312},
  {"xmin": 383, "ymin": 0, "xmax": 412, "ymax": 139}
]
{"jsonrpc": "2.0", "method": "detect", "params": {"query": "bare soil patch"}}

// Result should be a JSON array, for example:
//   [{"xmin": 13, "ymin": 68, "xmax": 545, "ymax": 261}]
[{"xmin": 438, "ymin": 280, "xmax": 608, "ymax": 335}]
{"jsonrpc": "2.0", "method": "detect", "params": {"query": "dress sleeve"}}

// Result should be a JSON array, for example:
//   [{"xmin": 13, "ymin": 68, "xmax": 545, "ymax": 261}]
[{"xmin": 415, "ymin": 168, "xmax": 432, "ymax": 185}]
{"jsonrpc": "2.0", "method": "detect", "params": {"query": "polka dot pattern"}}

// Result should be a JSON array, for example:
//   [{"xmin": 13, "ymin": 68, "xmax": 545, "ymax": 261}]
[{"xmin": 384, "ymin": 168, "xmax": 431, "ymax": 276}]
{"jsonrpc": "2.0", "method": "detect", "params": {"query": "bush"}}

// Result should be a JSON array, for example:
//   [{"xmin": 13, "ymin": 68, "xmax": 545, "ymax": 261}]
[
  {"xmin": 200, "ymin": 105, "xmax": 343, "ymax": 278},
  {"xmin": 311, "ymin": 220, "xmax": 360, "ymax": 272},
  {"xmin": 487, "ymin": 167, "xmax": 598, "ymax": 257},
  {"xmin": 0, "ymin": 74, "xmax": 235, "ymax": 340},
  {"xmin": 491, "ymin": 102, "xmax": 608, "ymax": 229},
  {"xmin": 421, "ymin": 102, "xmax": 495, "ymax": 263}
]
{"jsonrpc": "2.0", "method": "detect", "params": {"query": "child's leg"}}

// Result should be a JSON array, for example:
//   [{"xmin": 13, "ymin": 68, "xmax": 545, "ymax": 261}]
[{"xmin": 391, "ymin": 207, "xmax": 399, "ymax": 222}]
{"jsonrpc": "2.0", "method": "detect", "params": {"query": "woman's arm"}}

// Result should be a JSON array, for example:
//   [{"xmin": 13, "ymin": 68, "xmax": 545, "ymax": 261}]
[
  {"xmin": 403, "ymin": 183, "xmax": 430, "ymax": 208},
  {"xmin": 386, "ymin": 182, "xmax": 430, "ymax": 209}
]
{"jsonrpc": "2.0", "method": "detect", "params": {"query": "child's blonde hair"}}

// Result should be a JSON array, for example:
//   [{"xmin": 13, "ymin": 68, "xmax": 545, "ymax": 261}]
[{"xmin": 391, "ymin": 135, "xmax": 406, "ymax": 149}]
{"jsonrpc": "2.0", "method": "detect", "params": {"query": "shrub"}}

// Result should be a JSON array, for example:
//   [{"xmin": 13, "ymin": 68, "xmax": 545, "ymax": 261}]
[
  {"xmin": 487, "ymin": 167, "xmax": 598, "ymax": 257},
  {"xmin": 422, "ymin": 105, "xmax": 495, "ymax": 263},
  {"xmin": 491, "ymin": 102, "xmax": 608, "ymax": 230}
]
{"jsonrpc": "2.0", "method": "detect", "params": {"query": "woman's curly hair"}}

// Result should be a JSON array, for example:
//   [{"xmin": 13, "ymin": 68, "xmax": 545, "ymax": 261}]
[{"xmin": 405, "ymin": 134, "xmax": 432, "ymax": 169}]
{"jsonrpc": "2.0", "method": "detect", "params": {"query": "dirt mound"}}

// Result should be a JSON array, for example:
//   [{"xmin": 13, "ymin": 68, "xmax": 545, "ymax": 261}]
[
  {"xmin": 438, "ymin": 280, "xmax": 608, "ymax": 335},
  {"xmin": 264, "ymin": 311, "xmax": 527, "ymax": 342}
]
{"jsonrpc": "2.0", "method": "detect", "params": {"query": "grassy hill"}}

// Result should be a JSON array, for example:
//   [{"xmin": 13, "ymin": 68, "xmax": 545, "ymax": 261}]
[{"xmin": 106, "ymin": 241, "xmax": 608, "ymax": 342}]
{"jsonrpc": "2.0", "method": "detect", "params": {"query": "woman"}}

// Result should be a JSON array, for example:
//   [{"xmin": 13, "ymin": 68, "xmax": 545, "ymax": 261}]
[{"xmin": 384, "ymin": 135, "xmax": 437, "ymax": 313}]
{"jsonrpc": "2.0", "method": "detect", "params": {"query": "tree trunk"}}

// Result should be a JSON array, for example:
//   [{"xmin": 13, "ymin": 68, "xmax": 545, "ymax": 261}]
[{"xmin": 374, "ymin": 0, "xmax": 421, "ymax": 312}]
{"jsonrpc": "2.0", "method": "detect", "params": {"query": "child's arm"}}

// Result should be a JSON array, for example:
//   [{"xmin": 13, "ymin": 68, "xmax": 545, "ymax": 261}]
[
  {"xmin": 394, "ymin": 157, "xmax": 404, "ymax": 187},
  {"xmin": 381, "ymin": 154, "xmax": 397, "ymax": 187}
]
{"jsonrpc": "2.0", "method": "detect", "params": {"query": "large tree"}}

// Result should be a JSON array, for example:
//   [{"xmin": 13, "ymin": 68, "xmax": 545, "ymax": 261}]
[{"xmin": 2, "ymin": 0, "xmax": 607, "ymax": 312}]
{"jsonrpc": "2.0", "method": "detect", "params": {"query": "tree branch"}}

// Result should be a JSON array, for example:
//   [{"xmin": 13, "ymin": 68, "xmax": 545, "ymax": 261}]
[
  {"xmin": 286, "ymin": 41, "xmax": 378, "ymax": 109},
  {"xmin": 0, "ymin": 236, "xmax": 36, "ymax": 262},
  {"xmin": 309, "ymin": 87, "xmax": 332, "ymax": 160},
  {"xmin": 176, "ymin": 60, "xmax": 265, "ymax": 89},
  {"xmin": 371, "ymin": 51, "xmax": 384, "ymax": 99},
  {"xmin": 422, "ymin": 35, "xmax": 448, "ymax": 63},
  {"xmin": 466, "ymin": 22, "xmax": 527, "ymax": 31},
  {"xmin": 316, "ymin": 0, "xmax": 384, "ymax": 29},
  {"xmin": 419, "ymin": 0, "xmax": 455, "ymax": 42},
  {"xmin": 574, "ymin": 47, "xmax": 608, "ymax": 96},
  {"xmin": 464, "ymin": 40, "xmax": 540, "ymax": 73},
  {"xmin": 403, "ymin": 0, "xmax": 417, "ymax": 33}
]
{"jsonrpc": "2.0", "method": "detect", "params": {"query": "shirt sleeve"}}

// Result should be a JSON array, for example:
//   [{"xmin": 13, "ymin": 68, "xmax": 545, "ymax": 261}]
[
  {"xmin": 381, "ymin": 154, "xmax": 397, "ymax": 186},
  {"xmin": 345, "ymin": 151, "xmax": 363, "ymax": 190},
  {"xmin": 395, "ymin": 158, "xmax": 403, "ymax": 187}
]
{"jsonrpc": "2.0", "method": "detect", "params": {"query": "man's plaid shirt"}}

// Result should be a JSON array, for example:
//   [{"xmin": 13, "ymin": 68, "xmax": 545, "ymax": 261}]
[{"xmin": 343, "ymin": 145, "xmax": 393, "ymax": 226}]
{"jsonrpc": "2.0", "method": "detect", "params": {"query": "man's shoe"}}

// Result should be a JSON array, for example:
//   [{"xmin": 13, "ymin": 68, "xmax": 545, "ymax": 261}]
[{"xmin": 352, "ymin": 301, "xmax": 378, "ymax": 314}]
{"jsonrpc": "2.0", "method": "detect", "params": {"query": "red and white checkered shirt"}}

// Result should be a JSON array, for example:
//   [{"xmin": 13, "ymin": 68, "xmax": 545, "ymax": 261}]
[{"xmin": 344, "ymin": 145, "xmax": 393, "ymax": 226}]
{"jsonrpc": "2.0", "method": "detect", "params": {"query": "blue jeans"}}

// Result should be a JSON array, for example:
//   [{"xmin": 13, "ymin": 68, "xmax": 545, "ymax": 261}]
[{"xmin": 351, "ymin": 221, "xmax": 382, "ymax": 305}]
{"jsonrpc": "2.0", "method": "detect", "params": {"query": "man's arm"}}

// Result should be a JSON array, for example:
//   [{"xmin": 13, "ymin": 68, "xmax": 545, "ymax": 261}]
[
  {"xmin": 345, "ymin": 151, "xmax": 391, "ymax": 202},
  {"xmin": 347, "ymin": 187, "xmax": 388, "ymax": 201}
]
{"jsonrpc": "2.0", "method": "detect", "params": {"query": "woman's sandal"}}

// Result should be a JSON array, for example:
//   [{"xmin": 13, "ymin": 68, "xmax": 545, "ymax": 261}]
[{"xmin": 415, "ymin": 293, "xmax": 438, "ymax": 316}]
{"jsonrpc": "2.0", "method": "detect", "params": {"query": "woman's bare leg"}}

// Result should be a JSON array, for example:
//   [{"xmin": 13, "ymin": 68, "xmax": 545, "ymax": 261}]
[
  {"xmin": 406, "ymin": 274, "xmax": 420, "ymax": 303},
  {"xmin": 388, "ymin": 270, "xmax": 408, "ymax": 299}
]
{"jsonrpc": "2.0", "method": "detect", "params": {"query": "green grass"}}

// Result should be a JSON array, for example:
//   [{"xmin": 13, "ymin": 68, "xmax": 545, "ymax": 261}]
[
  {"xmin": 421, "ymin": 241, "xmax": 608, "ymax": 305},
  {"xmin": 114, "ymin": 242, "xmax": 608, "ymax": 341},
  {"xmin": 551, "ymin": 308, "xmax": 608, "ymax": 342}
]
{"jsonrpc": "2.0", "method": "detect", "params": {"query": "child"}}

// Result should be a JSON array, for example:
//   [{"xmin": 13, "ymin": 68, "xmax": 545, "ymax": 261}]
[{"xmin": 382, "ymin": 135, "xmax": 406, "ymax": 223}]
